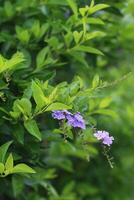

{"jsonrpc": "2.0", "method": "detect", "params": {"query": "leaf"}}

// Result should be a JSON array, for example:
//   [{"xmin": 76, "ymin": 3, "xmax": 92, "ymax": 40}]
[
  {"xmin": 11, "ymin": 98, "xmax": 32, "ymax": 118},
  {"xmin": 92, "ymin": 74, "xmax": 100, "ymax": 88},
  {"xmin": 36, "ymin": 47, "xmax": 50, "ymax": 68},
  {"xmin": 18, "ymin": 98, "xmax": 32, "ymax": 117},
  {"xmin": 90, "ymin": 0, "xmax": 95, "ymax": 8},
  {"xmin": 0, "ymin": 52, "xmax": 24, "ymax": 74},
  {"xmin": 0, "ymin": 141, "xmax": 12, "ymax": 163},
  {"xmin": 88, "ymin": 4, "xmax": 109, "ymax": 14},
  {"xmin": 99, "ymin": 97, "xmax": 112, "ymax": 108},
  {"xmin": 66, "ymin": 0, "xmax": 78, "ymax": 16},
  {"xmin": 12, "ymin": 164, "xmax": 36, "ymax": 174},
  {"xmin": 13, "ymin": 124, "xmax": 24, "ymax": 145},
  {"xmin": 5, "ymin": 153, "xmax": 14, "ymax": 172},
  {"xmin": 71, "ymin": 45, "xmax": 104, "ymax": 55},
  {"xmin": 4, "ymin": 1, "xmax": 14, "ymax": 18},
  {"xmin": 32, "ymin": 81, "xmax": 47, "ymax": 111},
  {"xmin": 85, "ymin": 31, "xmax": 106, "ymax": 41},
  {"xmin": 16, "ymin": 26, "xmax": 30, "ymax": 44},
  {"xmin": 79, "ymin": 7, "xmax": 88, "ymax": 17},
  {"xmin": 73, "ymin": 31, "xmax": 83, "ymax": 44},
  {"xmin": 45, "ymin": 103, "xmax": 71, "ymax": 111},
  {"xmin": 87, "ymin": 18, "xmax": 104, "ymax": 25},
  {"xmin": 0, "ymin": 163, "xmax": 5, "ymax": 174},
  {"xmin": 94, "ymin": 109, "xmax": 118, "ymax": 118},
  {"xmin": 24, "ymin": 119, "xmax": 42, "ymax": 141},
  {"xmin": 12, "ymin": 176, "xmax": 24, "ymax": 197}
]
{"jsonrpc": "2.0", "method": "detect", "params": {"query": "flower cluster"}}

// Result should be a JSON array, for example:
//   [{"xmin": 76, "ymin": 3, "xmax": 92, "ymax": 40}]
[
  {"xmin": 52, "ymin": 110, "xmax": 86, "ymax": 130},
  {"xmin": 94, "ymin": 130, "xmax": 114, "ymax": 146}
]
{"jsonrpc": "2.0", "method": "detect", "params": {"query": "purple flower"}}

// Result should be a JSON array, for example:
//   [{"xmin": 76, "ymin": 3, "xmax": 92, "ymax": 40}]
[
  {"xmin": 94, "ymin": 130, "xmax": 114, "ymax": 146},
  {"xmin": 67, "ymin": 112, "xmax": 86, "ymax": 129},
  {"xmin": 52, "ymin": 110, "xmax": 72, "ymax": 120},
  {"xmin": 52, "ymin": 110, "xmax": 86, "ymax": 130},
  {"xmin": 102, "ymin": 136, "xmax": 114, "ymax": 146},
  {"xmin": 52, "ymin": 110, "xmax": 66, "ymax": 120},
  {"xmin": 94, "ymin": 131, "xmax": 109, "ymax": 140}
]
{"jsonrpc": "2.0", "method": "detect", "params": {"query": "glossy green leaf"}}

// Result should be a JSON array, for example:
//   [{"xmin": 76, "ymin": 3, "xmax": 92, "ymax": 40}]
[
  {"xmin": 0, "ymin": 163, "xmax": 5, "ymax": 174},
  {"xmin": 24, "ymin": 119, "xmax": 42, "ymax": 141},
  {"xmin": 0, "ymin": 141, "xmax": 12, "ymax": 163},
  {"xmin": 71, "ymin": 45, "xmax": 104, "ymax": 55},
  {"xmin": 12, "ymin": 164, "xmax": 36, "ymax": 174},
  {"xmin": 32, "ymin": 81, "xmax": 47, "ymax": 111},
  {"xmin": 5, "ymin": 153, "xmax": 14, "ymax": 172}
]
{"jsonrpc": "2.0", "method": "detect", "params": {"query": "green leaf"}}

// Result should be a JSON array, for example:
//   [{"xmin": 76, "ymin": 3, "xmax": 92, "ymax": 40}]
[
  {"xmin": 92, "ymin": 74, "xmax": 100, "ymax": 88},
  {"xmin": 94, "ymin": 109, "xmax": 118, "ymax": 118},
  {"xmin": 45, "ymin": 103, "xmax": 71, "ymax": 111},
  {"xmin": 90, "ymin": 0, "xmax": 95, "ymax": 8},
  {"xmin": 84, "ymin": 31, "xmax": 106, "ymax": 41},
  {"xmin": 0, "ymin": 141, "xmax": 12, "ymax": 163},
  {"xmin": 24, "ymin": 119, "xmax": 42, "ymax": 141},
  {"xmin": 13, "ymin": 124, "xmax": 24, "ymax": 145},
  {"xmin": 36, "ymin": 47, "xmax": 50, "ymax": 69},
  {"xmin": 99, "ymin": 97, "xmax": 112, "ymax": 108},
  {"xmin": 73, "ymin": 31, "xmax": 83, "ymax": 44},
  {"xmin": 12, "ymin": 164, "xmax": 36, "ymax": 174},
  {"xmin": 4, "ymin": 1, "xmax": 14, "ymax": 18},
  {"xmin": 79, "ymin": 6, "xmax": 89, "ymax": 17},
  {"xmin": 16, "ymin": 26, "xmax": 30, "ymax": 44},
  {"xmin": 5, "ymin": 153, "xmax": 14, "ymax": 172},
  {"xmin": 88, "ymin": 4, "xmax": 109, "ymax": 14},
  {"xmin": 32, "ymin": 81, "xmax": 47, "ymax": 111},
  {"xmin": 87, "ymin": 18, "xmax": 104, "ymax": 25},
  {"xmin": 0, "ymin": 52, "xmax": 24, "ymax": 74},
  {"xmin": 66, "ymin": 0, "xmax": 78, "ymax": 16},
  {"xmin": 0, "ymin": 163, "xmax": 5, "ymax": 174},
  {"xmin": 12, "ymin": 176, "xmax": 24, "ymax": 197},
  {"xmin": 71, "ymin": 45, "xmax": 104, "ymax": 55},
  {"xmin": 18, "ymin": 98, "xmax": 32, "ymax": 117},
  {"xmin": 11, "ymin": 98, "xmax": 32, "ymax": 119}
]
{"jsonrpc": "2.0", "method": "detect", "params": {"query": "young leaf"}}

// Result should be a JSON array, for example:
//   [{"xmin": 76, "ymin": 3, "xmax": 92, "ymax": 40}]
[
  {"xmin": 0, "ymin": 163, "xmax": 5, "ymax": 174},
  {"xmin": 88, "ymin": 4, "xmax": 109, "ymax": 14},
  {"xmin": 18, "ymin": 98, "xmax": 32, "ymax": 117},
  {"xmin": 36, "ymin": 47, "xmax": 49, "ymax": 69},
  {"xmin": 79, "ymin": 6, "xmax": 89, "ymax": 17},
  {"xmin": 66, "ymin": 0, "xmax": 78, "ymax": 16},
  {"xmin": 24, "ymin": 119, "xmax": 42, "ymax": 141},
  {"xmin": 5, "ymin": 153, "xmax": 14, "ymax": 172},
  {"xmin": 32, "ymin": 81, "xmax": 47, "ymax": 111},
  {"xmin": 72, "ymin": 45, "xmax": 104, "ymax": 55},
  {"xmin": 73, "ymin": 31, "xmax": 83, "ymax": 44},
  {"xmin": 45, "ymin": 103, "xmax": 71, "ymax": 111},
  {"xmin": 92, "ymin": 74, "xmax": 100, "ymax": 88},
  {"xmin": 12, "ymin": 164, "xmax": 36, "ymax": 174},
  {"xmin": 4, "ymin": 1, "xmax": 14, "ymax": 18},
  {"xmin": 99, "ymin": 97, "xmax": 112, "ymax": 108},
  {"xmin": 0, "ymin": 141, "xmax": 12, "ymax": 163},
  {"xmin": 0, "ymin": 52, "xmax": 24, "ymax": 74}
]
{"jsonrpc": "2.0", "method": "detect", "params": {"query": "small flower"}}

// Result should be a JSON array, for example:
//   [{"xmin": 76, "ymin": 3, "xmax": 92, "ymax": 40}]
[
  {"xmin": 94, "ymin": 130, "xmax": 109, "ymax": 140},
  {"xmin": 102, "ymin": 136, "xmax": 114, "ymax": 146},
  {"xmin": 67, "ymin": 112, "xmax": 86, "ymax": 129},
  {"xmin": 52, "ymin": 110, "xmax": 66, "ymax": 120},
  {"xmin": 94, "ymin": 130, "xmax": 114, "ymax": 147},
  {"xmin": 52, "ymin": 110, "xmax": 86, "ymax": 130}
]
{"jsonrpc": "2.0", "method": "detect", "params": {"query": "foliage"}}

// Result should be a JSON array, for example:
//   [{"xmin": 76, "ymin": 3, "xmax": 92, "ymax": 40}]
[{"xmin": 0, "ymin": 0, "xmax": 133, "ymax": 200}]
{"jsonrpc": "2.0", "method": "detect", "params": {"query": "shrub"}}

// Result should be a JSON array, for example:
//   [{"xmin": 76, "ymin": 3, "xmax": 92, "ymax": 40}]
[{"xmin": 0, "ymin": 0, "xmax": 133, "ymax": 200}]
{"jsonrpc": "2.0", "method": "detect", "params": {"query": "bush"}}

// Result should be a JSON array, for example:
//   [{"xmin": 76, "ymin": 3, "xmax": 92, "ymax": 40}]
[{"xmin": 0, "ymin": 0, "xmax": 133, "ymax": 200}]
